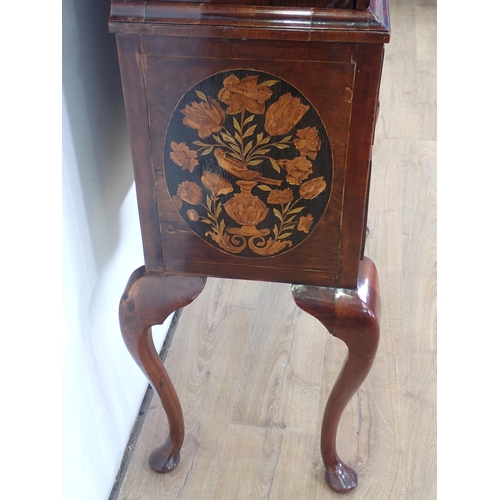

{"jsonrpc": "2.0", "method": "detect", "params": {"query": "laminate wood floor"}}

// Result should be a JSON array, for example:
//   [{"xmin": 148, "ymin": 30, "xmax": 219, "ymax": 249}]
[{"xmin": 114, "ymin": 0, "xmax": 436, "ymax": 498}]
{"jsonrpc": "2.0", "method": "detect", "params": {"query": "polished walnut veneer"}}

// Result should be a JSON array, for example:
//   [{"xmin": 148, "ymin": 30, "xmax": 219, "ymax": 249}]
[{"xmin": 110, "ymin": 0, "xmax": 390, "ymax": 493}]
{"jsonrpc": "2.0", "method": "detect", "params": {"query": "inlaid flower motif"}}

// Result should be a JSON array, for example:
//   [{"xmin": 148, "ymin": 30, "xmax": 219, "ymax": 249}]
[
  {"xmin": 267, "ymin": 188, "xmax": 294, "ymax": 205},
  {"xmin": 176, "ymin": 181, "xmax": 203, "ymax": 205},
  {"xmin": 187, "ymin": 209, "xmax": 200, "ymax": 221},
  {"xmin": 201, "ymin": 171, "xmax": 234, "ymax": 197},
  {"xmin": 264, "ymin": 93, "xmax": 309, "ymax": 136},
  {"xmin": 170, "ymin": 141, "xmax": 199, "ymax": 173},
  {"xmin": 298, "ymin": 214, "xmax": 314, "ymax": 233},
  {"xmin": 171, "ymin": 195, "xmax": 183, "ymax": 211},
  {"xmin": 218, "ymin": 75, "xmax": 272, "ymax": 115},
  {"xmin": 180, "ymin": 97, "xmax": 226, "ymax": 139},
  {"xmin": 299, "ymin": 176, "xmax": 327, "ymax": 200},
  {"xmin": 278, "ymin": 157, "xmax": 313, "ymax": 185},
  {"xmin": 294, "ymin": 127, "xmax": 322, "ymax": 160}
]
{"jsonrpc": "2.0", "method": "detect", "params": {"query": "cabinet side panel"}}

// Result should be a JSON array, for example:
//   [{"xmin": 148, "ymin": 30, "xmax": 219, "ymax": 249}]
[
  {"xmin": 116, "ymin": 34, "xmax": 164, "ymax": 271},
  {"xmin": 141, "ymin": 37, "xmax": 357, "ymax": 286},
  {"xmin": 337, "ymin": 43, "xmax": 384, "ymax": 287}
]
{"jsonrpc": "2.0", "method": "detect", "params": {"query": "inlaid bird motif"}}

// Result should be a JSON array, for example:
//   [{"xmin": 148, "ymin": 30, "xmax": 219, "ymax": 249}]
[{"xmin": 213, "ymin": 148, "xmax": 282, "ymax": 186}]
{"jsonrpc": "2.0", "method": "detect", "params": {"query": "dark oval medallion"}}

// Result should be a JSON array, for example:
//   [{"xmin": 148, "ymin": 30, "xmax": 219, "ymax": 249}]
[{"xmin": 164, "ymin": 69, "xmax": 333, "ymax": 258}]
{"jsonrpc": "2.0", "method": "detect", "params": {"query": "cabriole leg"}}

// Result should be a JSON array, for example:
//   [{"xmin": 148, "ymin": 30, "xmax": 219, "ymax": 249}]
[
  {"xmin": 291, "ymin": 258, "xmax": 380, "ymax": 493},
  {"xmin": 119, "ymin": 266, "xmax": 206, "ymax": 473}
]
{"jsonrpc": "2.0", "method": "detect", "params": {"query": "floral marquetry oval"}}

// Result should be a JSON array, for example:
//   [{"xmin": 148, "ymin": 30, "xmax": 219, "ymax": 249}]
[{"xmin": 164, "ymin": 69, "xmax": 333, "ymax": 258}]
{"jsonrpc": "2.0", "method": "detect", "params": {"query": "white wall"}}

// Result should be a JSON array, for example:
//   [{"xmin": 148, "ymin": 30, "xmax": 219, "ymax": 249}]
[{"xmin": 62, "ymin": 1, "xmax": 171, "ymax": 499}]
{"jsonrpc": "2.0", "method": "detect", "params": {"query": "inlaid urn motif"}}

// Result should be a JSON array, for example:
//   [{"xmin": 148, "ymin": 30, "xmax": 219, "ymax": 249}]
[
  {"xmin": 224, "ymin": 181, "xmax": 269, "ymax": 236},
  {"xmin": 164, "ymin": 69, "xmax": 333, "ymax": 258}
]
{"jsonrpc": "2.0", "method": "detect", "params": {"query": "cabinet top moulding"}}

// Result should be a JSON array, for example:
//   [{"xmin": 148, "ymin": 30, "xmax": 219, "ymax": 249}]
[{"xmin": 109, "ymin": 0, "xmax": 390, "ymax": 43}]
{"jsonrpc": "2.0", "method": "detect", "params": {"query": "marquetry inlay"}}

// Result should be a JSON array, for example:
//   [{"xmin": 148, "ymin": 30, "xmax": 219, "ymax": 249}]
[{"xmin": 164, "ymin": 69, "xmax": 333, "ymax": 258}]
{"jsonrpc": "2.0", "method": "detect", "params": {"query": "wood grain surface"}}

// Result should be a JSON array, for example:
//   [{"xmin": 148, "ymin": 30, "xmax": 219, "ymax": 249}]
[
  {"xmin": 112, "ymin": 0, "xmax": 389, "ymax": 289},
  {"xmin": 113, "ymin": 0, "xmax": 436, "ymax": 498}
]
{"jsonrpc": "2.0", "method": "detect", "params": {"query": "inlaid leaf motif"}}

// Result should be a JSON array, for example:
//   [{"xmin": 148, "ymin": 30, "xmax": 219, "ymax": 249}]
[
  {"xmin": 195, "ymin": 90, "xmax": 208, "ymax": 102},
  {"xmin": 247, "ymin": 159, "xmax": 264, "ymax": 166},
  {"xmin": 243, "ymin": 115, "xmax": 255, "ymax": 126},
  {"xmin": 201, "ymin": 146, "xmax": 214, "ymax": 156},
  {"xmin": 270, "ymin": 158, "xmax": 281, "ymax": 173},
  {"xmin": 243, "ymin": 125, "xmax": 257, "ymax": 138},
  {"xmin": 261, "ymin": 80, "xmax": 279, "ymax": 87},
  {"xmin": 243, "ymin": 141, "xmax": 253, "ymax": 155},
  {"xmin": 255, "ymin": 148, "xmax": 271, "ymax": 156},
  {"xmin": 221, "ymin": 132, "xmax": 238, "ymax": 145},
  {"xmin": 233, "ymin": 117, "xmax": 242, "ymax": 134}
]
